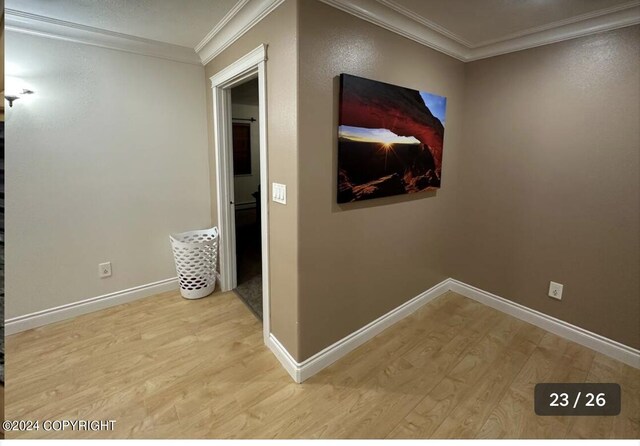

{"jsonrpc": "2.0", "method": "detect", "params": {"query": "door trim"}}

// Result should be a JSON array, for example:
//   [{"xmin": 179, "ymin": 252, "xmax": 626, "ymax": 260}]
[{"xmin": 210, "ymin": 44, "xmax": 270, "ymax": 343}]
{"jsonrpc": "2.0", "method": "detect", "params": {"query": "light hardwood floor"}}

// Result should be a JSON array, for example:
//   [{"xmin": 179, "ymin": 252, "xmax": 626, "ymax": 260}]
[{"xmin": 5, "ymin": 290, "xmax": 640, "ymax": 439}]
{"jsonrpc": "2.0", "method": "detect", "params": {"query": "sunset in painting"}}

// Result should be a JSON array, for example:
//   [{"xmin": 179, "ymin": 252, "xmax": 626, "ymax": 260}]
[{"xmin": 338, "ymin": 74, "xmax": 447, "ymax": 203}]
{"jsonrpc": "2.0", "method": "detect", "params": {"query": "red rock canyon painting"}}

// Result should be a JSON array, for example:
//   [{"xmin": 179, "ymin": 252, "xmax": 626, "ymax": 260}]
[{"xmin": 338, "ymin": 74, "xmax": 447, "ymax": 203}]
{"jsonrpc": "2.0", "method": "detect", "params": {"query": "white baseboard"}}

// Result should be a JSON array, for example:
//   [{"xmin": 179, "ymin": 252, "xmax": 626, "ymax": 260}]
[
  {"xmin": 267, "ymin": 279, "xmax": 452, "ymax": 383},
  {"xmin": 448, "ymin": 279, "xmax": 640, "ymax": 369},
  {"xmin": 5, "ymin": 277, "xmax": 179, "ymax": 335},
  {"xmin": 8, "ymin": 272, "xmax": 638, "ymax": 377},
  {"xmin": 267, "ymin": 334, "xmax": 301, "ymax": 382},
  {"xmin": 267, "ymin": 277, "xmax": 639, "ymax": 383}
]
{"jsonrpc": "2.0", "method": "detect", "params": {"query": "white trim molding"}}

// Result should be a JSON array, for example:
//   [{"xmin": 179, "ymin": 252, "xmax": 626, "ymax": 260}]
[
  {"xmin": 448, "ymin": 279, "xmax": 640, "ymax": 370},
  {"xmin": 470, "ymin": 3, "xmax": 640, "ymax": 60},
  {"xmin": 267, "ymin": 279, "xmax": 452, "ymax": 383},
  {"xmin": 4, "ymin": 8, "xmax": 201, "ymax": 65},
  {"xmin": 319, "ymin": 0, "xmax": 470, "ymax": 61},
  {"xmin": 269, "ymin": 278, "xmax": 640, "ymax": 383},
  {"xmin": 268, "ymin": 335, "xmax": 301, "ymax": 382},
  {"xmin": 197, "ymin": 0, "xmax": 284, "ymax": 65},
  {"xmin": 5, "ymin": 278, "xmax": 179, "ymax": 335},
  {"xmin": 9, "ymin": 0, "xmax": 637, "ymax": 69},
  {"xmin": 376, "ymin": 0, "xmax": 474, "ymax": 48},
  {"xmin": 210, "ymin": 44, "xmax": 272, "ymax": 345},
  {"xmin": 195, "ymin": 0, "xmax": 251, "ymax": 53},
  {"xmin": 318, "ymin": 0, "xmax": 640, "ymax": 62},
  {"xmin": 209, "ymin": 44, "xmax": 267, "ymax": 86},
  {"xmin": 472, "ymin": 0, "xmax": 640, "ymax": 48}
]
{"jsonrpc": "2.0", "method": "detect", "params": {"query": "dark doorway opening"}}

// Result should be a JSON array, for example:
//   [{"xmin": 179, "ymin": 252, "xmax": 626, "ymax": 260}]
[{"xmin": 231, "ymin": 79, "xmax": 262, "ymax": 320}]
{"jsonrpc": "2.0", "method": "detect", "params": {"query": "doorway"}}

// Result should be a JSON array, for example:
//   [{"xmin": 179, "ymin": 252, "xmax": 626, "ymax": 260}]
[
  {"xmin": 210, "ymin": 45, "xmax": 270, "ymax": 343},
  {"xmin": 231, "ymin": 79, "xmax": 262, "ymax": 319}
]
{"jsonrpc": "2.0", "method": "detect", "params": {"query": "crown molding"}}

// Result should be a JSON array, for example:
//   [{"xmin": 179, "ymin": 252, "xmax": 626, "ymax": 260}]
[
  {"xmin": 7, "ymin": 0, "xmax": 638, "ymax": 67},
  {"xmin": 318, "ymin": 0, "xmax": 470, "ymax": 61},
  {"xmin": 468, "ymin": 3, "xmax": 640, "ymax": 61},
  {"xmin": 196, "ymin": 0, "xmax": 285, "ymax": 66},
  {"xmin": 195, "ymin": 0, "xmax": 250, "ymax": 53},
  {"xmin": 319, "ymin": 0, "xmax": 640, "ymax": 62},
  {"xmin": 376, "ymin": 0, "xmax": 474, "ymax": 48},
  {"xmin": 473, "ymin": 0, "xmax": 640, "ymax": 48},
  {"xmin": 4, "ymin": 8, "xmax": 201, "ymax": 65}
]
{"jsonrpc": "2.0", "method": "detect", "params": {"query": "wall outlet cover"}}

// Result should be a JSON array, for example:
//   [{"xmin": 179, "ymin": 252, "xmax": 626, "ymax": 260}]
[
  {"xmin": 99, "ymin": 262, "xmax": 112, "ymax": 278},
  {"xmin": 548, "ymin": 281, "xmax": 563, "ymax": 300}
]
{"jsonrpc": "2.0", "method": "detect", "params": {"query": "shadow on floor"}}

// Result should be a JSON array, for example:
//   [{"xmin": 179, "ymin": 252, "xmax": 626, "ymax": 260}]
[{"xmin": 235, "ymin": 207, "xmax": 262, "ymax": 320}]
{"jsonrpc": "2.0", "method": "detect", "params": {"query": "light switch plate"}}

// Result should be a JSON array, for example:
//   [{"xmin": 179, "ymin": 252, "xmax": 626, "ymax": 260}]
[{"xmin": 273, "ymin": 183, "xmax": 286, "ymax": 204}]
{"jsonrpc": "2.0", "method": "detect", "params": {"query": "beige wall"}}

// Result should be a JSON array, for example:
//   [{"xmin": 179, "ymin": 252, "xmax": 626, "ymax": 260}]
[
  {"xmin": 203, "ymin": 1, "xmax": 639, "ymax": 359},
  {"xmin": 297, "ymin": 0, "xmax": 466, "ymax": 360},
  {"xmin": 458, "ymin": 25, "xmax": 640, "ymax": 349},
  {"xmin": 5, "ymin": 31, "xmax": 211, "ymax": 318},
  {"xmin": 204, "ymin": 0, "xmax": 299, "ymax": 356}
]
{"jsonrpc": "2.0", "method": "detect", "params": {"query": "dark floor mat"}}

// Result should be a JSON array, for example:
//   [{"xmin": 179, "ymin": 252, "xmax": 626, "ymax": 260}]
[
  {"xmin": 235, "ymin": 207, "xmax": 263, "ymax": 320},
  {"xmin": 235, "ymin": 274, "xmax": 263, "ymax": 319}
]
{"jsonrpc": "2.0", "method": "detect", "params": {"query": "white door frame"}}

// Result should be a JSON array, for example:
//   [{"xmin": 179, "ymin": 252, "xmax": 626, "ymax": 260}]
[{"xmin": 210, "ymin": 44, "xmax": 270, "ymax": 343}]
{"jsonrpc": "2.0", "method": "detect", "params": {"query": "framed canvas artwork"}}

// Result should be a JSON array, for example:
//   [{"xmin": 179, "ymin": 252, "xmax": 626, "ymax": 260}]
[{"xmin": 338, "ymin": 74, "xmax": 447, "ymax": 203}]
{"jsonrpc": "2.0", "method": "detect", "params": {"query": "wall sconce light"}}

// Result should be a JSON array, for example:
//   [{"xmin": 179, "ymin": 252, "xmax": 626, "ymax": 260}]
[
  {"xmin": 5, "ymin": 76, "xmax": 35, "ymax": 108},
  {"xmin": 5, "ymin": 89, "xmax": 35, "ymax": 107}
]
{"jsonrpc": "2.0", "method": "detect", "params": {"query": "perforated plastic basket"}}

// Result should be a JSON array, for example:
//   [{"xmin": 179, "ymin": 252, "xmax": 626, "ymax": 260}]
[{"xmin": 169, "ymin": 227, "xmax": 219, "ymax": 299}]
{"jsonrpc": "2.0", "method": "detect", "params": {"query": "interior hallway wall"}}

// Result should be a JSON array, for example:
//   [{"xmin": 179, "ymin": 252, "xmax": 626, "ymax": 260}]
[
  {"xmin": 204, "ymin": 0, "xmax": 300, "ymax": 356},
  {"xmin": 458, "ymin": 25, "xmax": 640, "ymax": 348},
  {"xmin": 5, "ymin": 31, "xmax": 211, "ymax": 318},
  {"xmin": 296, "ymin": 0, "xmax": 466, "ymax": 360}
]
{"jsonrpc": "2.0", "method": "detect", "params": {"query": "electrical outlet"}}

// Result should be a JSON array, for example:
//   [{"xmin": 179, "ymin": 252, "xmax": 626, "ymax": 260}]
[
  {"xmin": 99, "ymin": 262, "xmax": 112, "ymax": 278},
  {"xmin": 548, "ymin": 281, "xmax": 563, "ymax": 300}
]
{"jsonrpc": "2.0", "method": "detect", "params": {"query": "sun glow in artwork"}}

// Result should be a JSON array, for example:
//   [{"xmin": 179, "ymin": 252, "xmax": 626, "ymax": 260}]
[
  {"xmin": 337, "ymin": 74, "xmax": 447, "ymax": 203},
  {"xmin": 377, "ymin": 142, "xmax": 397, "ymax": 171}
]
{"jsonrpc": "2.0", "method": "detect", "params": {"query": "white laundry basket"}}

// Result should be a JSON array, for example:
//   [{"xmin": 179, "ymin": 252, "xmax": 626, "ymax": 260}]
[{"xmin": 169, "ymin": 227, "xmax": 219, "ymax": 299}]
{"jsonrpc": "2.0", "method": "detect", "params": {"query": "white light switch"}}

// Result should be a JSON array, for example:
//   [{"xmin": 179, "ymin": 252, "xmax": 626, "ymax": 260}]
[{"xmin": 272, "ymin": 183, "xmax": 287, "ymax": 204}]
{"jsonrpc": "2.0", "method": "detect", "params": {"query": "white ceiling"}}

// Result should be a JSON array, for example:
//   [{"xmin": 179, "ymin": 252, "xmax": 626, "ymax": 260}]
[
  {"xmin": 4, "ymin": 0, "xmax": 639, "ymax": 64},
  {"xmin": 323, "ymin": 0, "xmax": 640, "ymax": 61},
  {"xmin": 5, "ymin": 0, "xmax": 240, "ymax": 48},
  {"xmin": 384, "ymin": 0, "xmax": 636, "ymax": 46}
]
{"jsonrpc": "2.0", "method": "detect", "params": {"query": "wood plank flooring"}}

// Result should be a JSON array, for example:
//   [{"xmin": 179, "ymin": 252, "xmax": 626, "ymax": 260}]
[{"xmin": 5, "ymin": 290, "xmax": 639, "ymax": 439}]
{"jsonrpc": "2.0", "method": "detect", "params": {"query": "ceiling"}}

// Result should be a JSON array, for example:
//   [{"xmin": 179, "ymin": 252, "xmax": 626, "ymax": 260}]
[
  {"xmin": 385, "ymin": 0, "xmax": 636, "ymax": 46},
  {"xmin": 232, "ymin": 79, "xmax": 259, "ymax": 106},
  {"xmin": 324, "ymin": 0, "xmax": 640, "ymax": 60},
  {"xmin": 4, "ymin": 0, "xmax": 239, "ymax": 48},
  {"xmin": 4, "ymin": 0, "xmax": 639, "ymax": 64}
]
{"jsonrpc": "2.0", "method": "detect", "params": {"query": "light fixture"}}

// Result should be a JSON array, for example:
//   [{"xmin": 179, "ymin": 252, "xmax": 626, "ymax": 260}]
[
  {"xmin": 5, "ymin": 89, "xmax": 35, "ymax": 107},
  {"xmin": 5, "ymin": 76, "xmax": 35, "ymax": 108}
]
